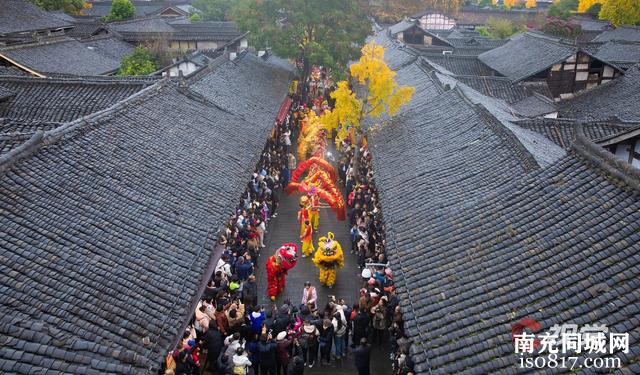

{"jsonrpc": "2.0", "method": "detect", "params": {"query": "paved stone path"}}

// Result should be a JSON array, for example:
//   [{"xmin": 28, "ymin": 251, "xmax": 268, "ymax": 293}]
[{"xmin": 254, "ymin": 150, "xmax": 391, "ymax": 375}]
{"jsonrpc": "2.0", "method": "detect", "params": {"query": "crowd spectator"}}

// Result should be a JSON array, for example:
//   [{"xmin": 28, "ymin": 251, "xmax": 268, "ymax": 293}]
[
  {"xmin": 338, "ymin": 134, "xmax": 415, "ymax": 374},
  {"xmin": 354, "ymin": 338, "xmax": 372, "ymax": 375}
]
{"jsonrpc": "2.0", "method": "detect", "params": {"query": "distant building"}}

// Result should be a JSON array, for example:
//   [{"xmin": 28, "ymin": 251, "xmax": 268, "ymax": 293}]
[
  {"xmin": 84, "ymin": 0, "xmax": 201, "ymax": 19},
  {"xmin": 108, "ymin": 17, "xmax": 248, "ymax": 53},
  {"xmin": 411, "ymin": 5, "xmax": 543, "ymax": 31},
  {"xmin": 0, "ymin": 0, "xmax": 74, "ymax": 44},
  {"xmin": 479, "ymin": 31, "xmax": 624, "ymax": 99},
  {"xmin": 388, "ymin": 20, "xmax": 452, "ymax": 46},
  {"xmin": 388, "ymin": 20, "xmax": 507, "ymax": 57},
  {"xmin": 411, "ymin": 10, "xmax": 456, "ymax": 30},
  {"xmin": 598, "ymin": 126, "xmax": 640, "ymax": 168},
  {"xmin": 557, "ymin": 65, "xmax": 640, "ymax": 122},
  {"xmin": 0, "ymin": 0, "xmax": 136, "ymax": 76},
  {"xmin": 0, "ymin": 37, "xmax": 125, "ymax": 77}
]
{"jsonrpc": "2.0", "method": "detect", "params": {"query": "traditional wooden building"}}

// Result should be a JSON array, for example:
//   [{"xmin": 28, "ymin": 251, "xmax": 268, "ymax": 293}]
[
  {"xmin": 411, "ymin": 10, "xmax": 456, "ymax": 30},
  {"xmin": 479, "ymin": 31, "xmax": 623, "ymax": 99},
  {"xmin": 599, "ymin": 126, "xmax": 640, "ymax": 168},
  {"xmin": 108, "ymin": 17, "xmax": 248, "ymax": 53},
  {"xmin": 411, "ymin": 5, "xmax": 543, "ymax": 31},
  {"xmin": 558, "ymin": 65, "xmax": 640, "ymax": 122},
  {"xmin": 0, "ymin": 37, "xmax": 125, "ymax": 77},
  {"xmin": 84, "ymin": 0, "xmax": 200, "ymax": 19},
  {"xmin": 388, "ymin": 19, "xmax": 453, "ymax": 47},
  {"xmin": 0, "ymin": 0, "xmax": 73, "ymax": 45}
]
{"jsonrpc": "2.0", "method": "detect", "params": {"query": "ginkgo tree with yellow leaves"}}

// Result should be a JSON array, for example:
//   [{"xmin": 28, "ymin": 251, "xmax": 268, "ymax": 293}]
[
  {"xmin": 320, "ymin": 41, "xmax": 415, "ymax": 179},
  {"xmin": 321, "ymin": 42, "xmax": 415, "ymax": 141}
]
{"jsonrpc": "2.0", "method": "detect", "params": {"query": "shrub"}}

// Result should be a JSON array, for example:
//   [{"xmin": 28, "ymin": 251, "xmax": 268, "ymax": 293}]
[
  {"xmin": 103, "ymin": 0, "xmax": 135, "ymax": 22},
  {"xmin": 118, "ymin": 47, "xmax": 158, "ymax": 76}
]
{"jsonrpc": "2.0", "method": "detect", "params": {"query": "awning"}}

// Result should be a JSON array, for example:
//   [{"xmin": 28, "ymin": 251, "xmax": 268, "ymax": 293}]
[{"xmin": 276, "ymin": 97, "xmax": 292, "ymax": 124}]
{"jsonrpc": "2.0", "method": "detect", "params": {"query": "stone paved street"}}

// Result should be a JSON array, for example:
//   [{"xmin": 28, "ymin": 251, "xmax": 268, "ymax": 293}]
[{"xmin": 254, "ymin": 155, "xmax": 391, "ymax": 375}]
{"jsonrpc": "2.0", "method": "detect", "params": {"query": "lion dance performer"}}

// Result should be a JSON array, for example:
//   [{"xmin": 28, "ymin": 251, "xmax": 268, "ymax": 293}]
[
  {"xmin": 308, "ymin": 186, "xmax": 320, "ymax": 231},
  {"xmin": 300, "ymin": 220, "xmax": 314, "ymax": 257},
  {"xmin": 266, "ymin": 243, "xmax": 298, "ymax": 301},
  {"xmin": 312, "ymin": 232, "xmax": 344, "ymax": 288},
  {"xmin": 297, "ymin": 196, "xmax": 310, "ymax": 236}
]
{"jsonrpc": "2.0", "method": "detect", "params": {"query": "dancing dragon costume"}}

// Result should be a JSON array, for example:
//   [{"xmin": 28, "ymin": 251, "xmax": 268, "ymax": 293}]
[
  {"xmin": 266, "ymin": 243, "xmax": 298, "ymax": 301},
  {"xmin": 312, "ymin": 232, "xmax": 344, "ymax": 288}
]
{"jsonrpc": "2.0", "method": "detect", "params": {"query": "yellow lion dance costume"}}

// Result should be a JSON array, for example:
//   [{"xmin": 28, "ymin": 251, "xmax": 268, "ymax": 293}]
[{"xmin": 312, "ymin": 232, "xmax": 344, "ymax": 288}]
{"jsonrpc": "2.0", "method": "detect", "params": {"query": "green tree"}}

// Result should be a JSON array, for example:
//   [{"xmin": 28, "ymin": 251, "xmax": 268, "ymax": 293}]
[
  {"xmin": 598, "ymin": 0, "xmax": 640, "ymax": 26},
  {"xmin": 31, "ymin": 0, "xmax": 87, "ymax": 15},
  {"xmin": 230, "ymin": 0, "xmax": 370, "ymax": 82},
  {"xmin": 118, "ymin": 47, "xmax": 158, "ymax": 76},
  {"xmin": 586, "ymin": 2, "xmax": 602, "ymax": 16},
  {"xmin": 192, "ymin": 0, "xmax": 234, "ymax": 21},
  {"xmin": 548, "ymin": 0, "xmax": 579, "ymax": 19},
  {"xmin": 189, "ymin": 12, "xmax": 203, "ymax": 22},
  {"xmin": 478, "ymin": 17, "xmax": 525, "ymax": 39},
  {"xmin": 104, "ymin": 0, "xmax": 135, "ymax": 21}
]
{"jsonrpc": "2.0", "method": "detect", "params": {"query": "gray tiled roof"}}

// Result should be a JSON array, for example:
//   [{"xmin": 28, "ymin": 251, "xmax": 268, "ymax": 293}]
[
  {"xmin": 190, "ymin": 52, "xmax": 293, "ymax": 127},
  {"xmin": 447, "ymin": 75, "xmax": 556, "ymax": 117},
  {"xmin": 479, "ymin": 32, "xmax": 576, "ymax": 82},
  {"xmin": 0, "ymin": 51, "xmax": 291, "ymax": 372},
  {"xmin": 0, "ymin": 119, "xmax": 61, "ymax": 153},
  {"xmin": 389, "ymin": 20, "xmax": 417, "ymax": 36},
  {"xmin": 171, "ymin": 22, "xmax": 242, "ymax": 41},
  {"xmin": 85, "ymin": 0, "xmax": 193, "ymax": 18},
  {"xmin": 0, "ymin": 0, "xmax": 72, "ymax": 35},
  {"xmin": 586, "ymin": 41, "xmax": 640, "ymax": 68},
  {"xmin": 108, "ymin": 17, "xmax": 176, "ymax": 41},
  {"xmin": 0, "ymin": 86, "xmax": 14, "ymax": 101},
  {"xmin": 558, "ymin": 65, "xmax": 640, "ymax": 121},
  {"xmin": 66, "ymin": 19, "xmax": 110, "ymax": 39},
  {"xmin": 452, "ymin": 75, "xmax": 546, "ymax": 103},
  {"xmin": 376, "ymin": 130, "xmax": 640, "ymax": 374},
  {"xmin": 434, "ymin": 72, "xmax": 565, "ymax": 167},
  {"xmin": 444, "ymin": 36, "xmax": 507, "ymax": 49},
  {"xmin": 109, "ymin": 18, "xmax": 244, "ymax": 43},
  {"xmin": 0, "ymin": 38, "xmax": 121, "ymax": 76},
  {"xmin": 421, "ymin": 54, "xmax": 493, "ymax": 76},
  {"xmin": 514, "ymin": 117, "xmax": 640, "ymax": 149},
  {"xmin": 81, "ymin": 35, "xmax": 135, "ymax": 62},
  {"xmin": 0, "ymin": 75, "xmax": 154, "ymax": 122},
  {"xmin": 571, "ymin": 16, "xmax": 611, "ymax": 32},
  {"xmin": 0, "ymin": 66, "xmax": 29, "ymax": 76},
  {"xmin": 592, "ymin": 25, "xmax": 640, "ymax": 42},
  {"xmin": 368, "ymin": 33, "xmax": 417, "ymax": 71},
  {"xmin": 0, "ymin": 118, "xmax": 62, "ymax": 133},
  {"xmin": 368, "ymin": 30, "xmax": 640, "ymax": 375},
  {"xmin": 368, "ymin": 88, "xmax": 538, "ymax": 224}
]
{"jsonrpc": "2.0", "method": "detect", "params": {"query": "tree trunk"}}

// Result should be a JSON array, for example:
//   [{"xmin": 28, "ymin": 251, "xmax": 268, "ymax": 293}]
[
  {"xmin": 352, "ymin": 130, "xmax": 363, "ymax": 184},
  {"xmin": 301, "ymin": 57, "xmax": 310, "ymax": 102}
]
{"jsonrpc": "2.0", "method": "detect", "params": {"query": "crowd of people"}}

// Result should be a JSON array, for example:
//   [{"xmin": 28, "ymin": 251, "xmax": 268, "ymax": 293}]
[
  {"xmin": 161, "ymin": 67, "xmax": 415, "ymax": 375},
  {"xmin": 337, "ymin": 138, "xmax": 416, "ymax": 375}
]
